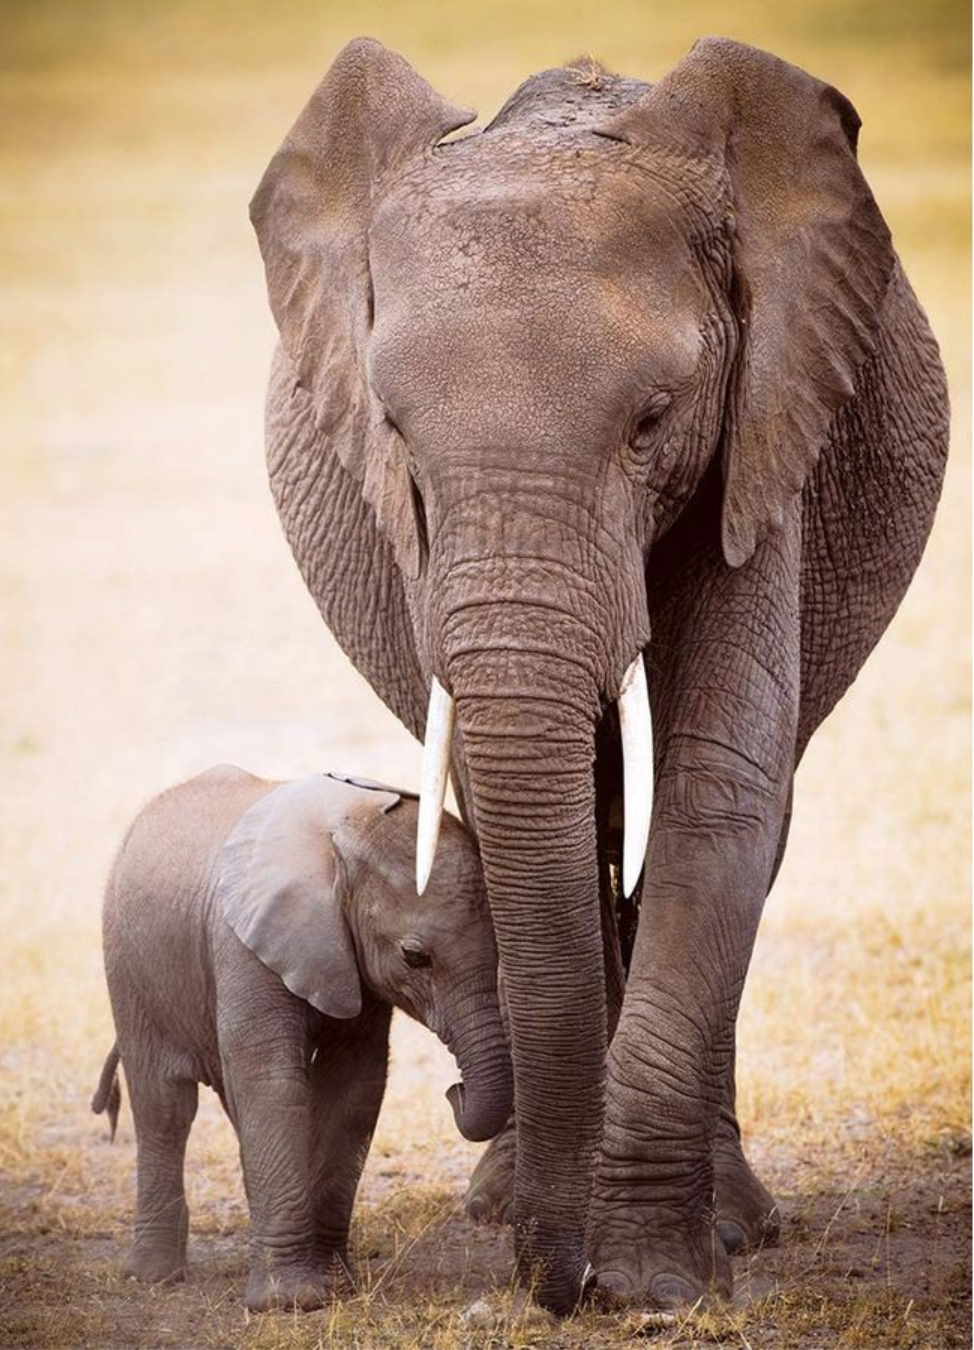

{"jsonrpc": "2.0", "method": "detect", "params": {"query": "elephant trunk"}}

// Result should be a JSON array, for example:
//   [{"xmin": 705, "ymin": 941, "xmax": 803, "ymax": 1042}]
[
  {"xmin": 440, "ymin": 968, "xmax": 514, "ymax": 1142},
  {"xmin": 447, "ymin": 630, "xmax": 607, "ymax": 1312},
  {"xmin": 420, "ymin": 476, "xmax": 651, "ymax": 1313}
]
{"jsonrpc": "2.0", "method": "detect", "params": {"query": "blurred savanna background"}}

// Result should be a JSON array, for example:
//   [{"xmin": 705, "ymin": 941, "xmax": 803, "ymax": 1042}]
[{"xmin": 0, "ymin": 0, "xmax": 969, "ymax": 1346}]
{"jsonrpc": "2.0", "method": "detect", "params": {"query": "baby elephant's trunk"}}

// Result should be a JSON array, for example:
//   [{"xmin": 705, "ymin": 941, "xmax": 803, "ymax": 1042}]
[
  {"xmin": 442, "ymin": 969, "xmax": 513, "ymax": 1143},
  {"xmin": 91, "ymin": 1043, "xmax": 122, "ymax": 1141}
]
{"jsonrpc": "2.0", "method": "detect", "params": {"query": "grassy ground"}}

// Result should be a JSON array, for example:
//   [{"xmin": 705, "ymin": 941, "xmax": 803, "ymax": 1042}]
[{"xmin": 0, "ymin": 0, "xmax": 969, "ymax": 1346}]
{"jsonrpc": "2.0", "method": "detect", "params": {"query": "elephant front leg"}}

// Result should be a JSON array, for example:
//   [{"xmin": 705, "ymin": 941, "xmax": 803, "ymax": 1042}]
[
  {"xmin": 713, "ymin": 1044, "xmax": 780, "ymax": 1254},
  {"xmin": 587, "ymin": 735, "xmax": 792, "ymax": 1309},
  {"xmin": 222, "ymin": 1038, "xmax": 329, "ymax": 1312},
  {"xmin": 465, "ymin": 1116, "xmax": 517, "ymax": 1224},
  {"xmin": 714, "ymin": 784, "xmax": 793, "ymax": 1254},
  {"xmin": 585, "ymin": 501, "xmax": 801, "ymax": 1310},
  {"xmin": 307, "ymin": 1006, "xmax": 391, "ymax": 1280}
]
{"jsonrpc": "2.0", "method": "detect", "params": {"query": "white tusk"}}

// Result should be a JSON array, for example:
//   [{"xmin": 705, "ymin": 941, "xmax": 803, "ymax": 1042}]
[
  {"xmin": 416, "ymin": 676, "xmax": 456, "ymax": 894},
  {"xmin": 618, "ymin": 652, "xmax": 653, "ymax": 898}
]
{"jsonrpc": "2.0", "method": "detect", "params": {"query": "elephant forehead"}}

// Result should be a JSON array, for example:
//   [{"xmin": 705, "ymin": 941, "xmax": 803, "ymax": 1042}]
[
  {"xmin": 369, "ymin": 154, "xmax": 706, "ymax": 432},
  {"xmin": 372, "ymin": 145, "xmax": 704, "ymax": 320}
]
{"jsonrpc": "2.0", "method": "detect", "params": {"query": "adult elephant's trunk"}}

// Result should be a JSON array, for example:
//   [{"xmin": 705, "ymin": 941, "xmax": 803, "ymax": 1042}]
[
  {"xmin": 427, "ymin": 576, "xmax": 610, "ymax": 1309},
  {"xmin": 417, "ymin": 471, "xmax": 651, "ymax": 1312},
  {"xmin": 440, "ymin": 968, "xmax": 514, "ymax": 1143},
  {"xmin": 458, "ymin": 678, "xmax": 604, "ymax": 1309}
]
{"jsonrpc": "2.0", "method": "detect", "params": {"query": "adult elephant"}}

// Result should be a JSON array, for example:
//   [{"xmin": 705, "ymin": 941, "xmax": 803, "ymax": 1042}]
[{"xmin": 249, "ymin": 37, "xmax": 949, "ymax": 1313}]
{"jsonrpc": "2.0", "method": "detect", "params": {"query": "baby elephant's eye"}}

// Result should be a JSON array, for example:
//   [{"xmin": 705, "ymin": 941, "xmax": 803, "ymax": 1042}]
[{"xmin": 400, "ymin": 938, "xmax": 432, "ymax": 969}]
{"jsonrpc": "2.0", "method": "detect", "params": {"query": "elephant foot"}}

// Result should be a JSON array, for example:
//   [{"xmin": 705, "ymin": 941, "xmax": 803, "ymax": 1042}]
[
  {"xmin": 713, "ymin": 1132, "xmax": 780, "ymax": 1254},
  {"xmin": 244, "ymin": 1259, "xmax": 343, "ymax": 1313},
  {"xmin": 464, "ymin": 1116, "xmax": 516, "ymax": 1225},
  {"xmin": 124, "ymin": 1244, "xmax": 187, "ymax": 1285},
  {"xmin": 587, "ymin": 1213, "xmax": 732, "ymax": 1313}
]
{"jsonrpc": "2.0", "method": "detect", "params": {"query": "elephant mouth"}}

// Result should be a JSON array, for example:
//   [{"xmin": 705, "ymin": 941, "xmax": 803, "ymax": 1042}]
[
  {"xmin": 446, "ymin": 1078, "xmax": 480, "ymax": 1141},
  {"xmin": 446, "ymin": 1079, "xmax": 465, "ymax": 1117}
]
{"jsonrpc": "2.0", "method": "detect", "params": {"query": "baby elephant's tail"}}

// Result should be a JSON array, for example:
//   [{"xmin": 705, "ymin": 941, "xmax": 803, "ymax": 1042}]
[{"xmin": 91, "ymin": 1044, "xmax": 122, "ymax": 1141}]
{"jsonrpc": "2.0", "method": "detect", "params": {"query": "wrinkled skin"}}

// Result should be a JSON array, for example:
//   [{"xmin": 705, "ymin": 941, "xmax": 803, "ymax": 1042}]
[
  {"xmin": 98, "ymin": 766, "xmax": 511, "ymax": 1311},
  {"xmin": 251, "ymin": 38, "xmax": 949, "ymax": 1313}
]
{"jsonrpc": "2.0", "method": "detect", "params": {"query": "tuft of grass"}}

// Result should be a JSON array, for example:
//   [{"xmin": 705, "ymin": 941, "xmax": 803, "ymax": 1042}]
[{"xmin": 565, "ymin": 54, "xmax": 609, "ymax": 89}]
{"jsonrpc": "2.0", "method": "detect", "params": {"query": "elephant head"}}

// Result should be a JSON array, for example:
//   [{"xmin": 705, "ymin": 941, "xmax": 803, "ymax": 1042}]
[{"xmin": 251, "ymin": 37, "xmax": 895, "ymax": 1309}]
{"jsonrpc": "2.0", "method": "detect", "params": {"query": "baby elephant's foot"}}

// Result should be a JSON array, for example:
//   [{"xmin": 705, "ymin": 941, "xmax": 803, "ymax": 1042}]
[
  {"xmin": 244, "ymin": 1260, "xmax": 345, "ymax": 1313},
  {"xmin": 124, "ymin": 1244, "xmax": 187, "ymax": 1285},
  {"xmin": 464, "ymin": 1118, "xmax": 516, "ymax": 1225},
  {"xmin": 714, "ymin": 1143, "xmax": 781, "ymax": 1254}
]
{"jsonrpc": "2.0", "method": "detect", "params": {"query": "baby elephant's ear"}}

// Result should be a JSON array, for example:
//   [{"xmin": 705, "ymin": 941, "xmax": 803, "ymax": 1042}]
[{"xmin": 219, "ymin": 777, "xmax": 363, "ymax": 1019}]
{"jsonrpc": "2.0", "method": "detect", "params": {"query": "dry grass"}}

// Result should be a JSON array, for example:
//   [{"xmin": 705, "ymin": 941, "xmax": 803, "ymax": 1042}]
[{"xmin": 0, "ymin": 0, "xmax": 969, "ymax": 1345}]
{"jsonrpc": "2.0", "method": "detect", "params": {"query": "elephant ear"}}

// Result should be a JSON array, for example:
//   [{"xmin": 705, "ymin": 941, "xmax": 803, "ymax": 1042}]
[
  {"xmin": 219, "ymin": 775, "xmax": 401, "ymax": 1019},
  {"xmin": 250, "ymin": 39, "xmax": 474, "ymax": 578},
  {"xmin": 598, "ymin": 37, "xmax": 895, "ymax": 567},
  {"xmin": 326, "ymin": 771, "xmax": 419, "ymax": 804}
]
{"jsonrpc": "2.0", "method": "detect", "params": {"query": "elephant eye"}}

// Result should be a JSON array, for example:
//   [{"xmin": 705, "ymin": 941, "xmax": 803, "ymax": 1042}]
[
  {"xmin": 408, "ymin": 467, "xmax": 429, "ymax": 556},
  {"xmin": 629, "ymin": 392, "xmax": 673, "ymax": 453},
  {"xmin": 400, "ymin": 938, "xmax": 432, "ymax": 969},
  {"xmin": 378, "ymin": 398, "xmax": 405, "ymax": 440}
]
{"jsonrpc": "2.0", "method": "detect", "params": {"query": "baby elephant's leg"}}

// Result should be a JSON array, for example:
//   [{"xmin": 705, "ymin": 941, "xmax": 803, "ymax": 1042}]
[
  {"xmin": 221, "ymin": 1047, "xmax": 322, "ymax": 1312},
  {"xmin": 221, "ymin": 1006, "xmax": 328, "ymax": 1312},
  {"xmin": 308, "ymin": 1005, "xmax": 391, "ymax": 1279},
  {"xmin": 126, "ymin": 1063, "xmax": 198, "ymax": 1283}
]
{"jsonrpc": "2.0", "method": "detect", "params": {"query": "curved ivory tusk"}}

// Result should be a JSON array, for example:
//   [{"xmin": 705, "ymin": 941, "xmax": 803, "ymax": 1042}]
[
  {"xmin": 619, "ymin": 652, "xmax": 653, "ymax": 898},
  {"xmin": 416, "ymin": 676, "xmax": 456, "ymax": 895}
]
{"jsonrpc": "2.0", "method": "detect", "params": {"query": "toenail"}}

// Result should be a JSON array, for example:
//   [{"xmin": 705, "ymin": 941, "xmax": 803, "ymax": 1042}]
[
  {"xmin": 594, "ymin": 1269, "xmax": 634, "ymax": 1306},
  {"xmin": 649, "ymin": 1272, "xmax": 698, "ymax": 1308},
  {"xmin": 717, "ymin": 1219, "xmax": 746, "ymax": 1253}
]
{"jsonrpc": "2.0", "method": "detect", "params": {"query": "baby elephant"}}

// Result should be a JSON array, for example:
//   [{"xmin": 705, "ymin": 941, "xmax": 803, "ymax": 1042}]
[{"xmin": 93, "ymin": 766, "xmax": 511, "ymax": 1311}]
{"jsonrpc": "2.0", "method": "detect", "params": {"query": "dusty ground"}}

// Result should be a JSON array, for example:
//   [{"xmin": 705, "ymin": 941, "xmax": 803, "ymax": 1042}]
[
  {"xmin": 0, "ymin": 1109, "xmax": 970, "ymax": 1349},
  {"xmin": 1, "ymin": 0, "xmax": 970, "ymax": 1346}
]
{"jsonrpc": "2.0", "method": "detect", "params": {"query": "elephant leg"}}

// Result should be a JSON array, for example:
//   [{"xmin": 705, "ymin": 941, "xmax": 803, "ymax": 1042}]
[
  {"xmin": 587, "ymin": 518, "xmax": 800, "ymax": 1311},
  {"xmin": 307, "ymin": 1007, "xmax": 391, "ymax": 1279},
  {"xmin": 125, "ymin": 1064, "xmax": 198, "ymax": 1283},
  {"xmin": 588, "ymin": 741, "xmax": 792, "ymax": 1308},
  {"xmin": 465, "ymin": 853, "xmax": 623, "ymax": 1228},
  {"xmin": 465, "ymin": 1117, "xmax": 517, "ymax": 1225},
  {"xmin": 713, "ymin": 1045, "xmax": 780, "ymax": 1252},
  {"xmin": 714, "ymin": 794, "xmax": 792, "ymax": 1253},
  {"xmin": 221, "ymin": 1010, "xmax": 328, "ymax": 1312}
]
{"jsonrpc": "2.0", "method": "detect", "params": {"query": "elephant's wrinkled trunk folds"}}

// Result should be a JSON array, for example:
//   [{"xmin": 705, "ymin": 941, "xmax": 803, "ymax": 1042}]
[
  {"xmin": 460, "ymin": 682, "xmax": 604, "ymax": 1308},
  {"xmin": 416, "ymin": 472, "xmax": 652, "ymax": 1311},
  {"xmin": 433, "ymin": 592, "xmax": 611, "ymax": 1311}
]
